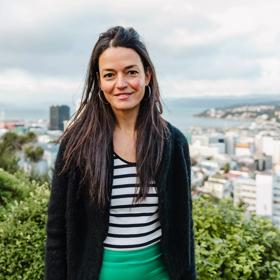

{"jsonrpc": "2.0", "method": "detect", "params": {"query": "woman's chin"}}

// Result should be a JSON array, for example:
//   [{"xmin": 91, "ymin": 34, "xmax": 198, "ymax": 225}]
[{"xmin": 110, "ymin": 102, "xmax": 141, "ymax": 113}]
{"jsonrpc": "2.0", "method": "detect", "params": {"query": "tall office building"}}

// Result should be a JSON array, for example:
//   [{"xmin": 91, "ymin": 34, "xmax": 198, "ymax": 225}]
[{"xmin": 49, "ymin": 105, "xmax": 70, "ymax": 131}]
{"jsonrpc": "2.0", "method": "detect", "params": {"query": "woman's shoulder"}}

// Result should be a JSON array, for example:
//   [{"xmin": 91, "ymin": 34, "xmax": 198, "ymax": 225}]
[
  {"xmin": 54, "ymin": 134, "xmax": 70, "ymax": 166},
  {"xmin": 165, "ymin": 120, "xmax": 188, "ymax": 145}
]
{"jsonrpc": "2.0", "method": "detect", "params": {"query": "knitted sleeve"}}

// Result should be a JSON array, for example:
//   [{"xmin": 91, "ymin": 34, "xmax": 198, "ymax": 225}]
[
  {"xmin": 45, "ymin": 141, "xmax": 68, "ymax": 280},
  {"xmin": 182, "ymin": 138, "xmax": 197, "ymax": 279}
]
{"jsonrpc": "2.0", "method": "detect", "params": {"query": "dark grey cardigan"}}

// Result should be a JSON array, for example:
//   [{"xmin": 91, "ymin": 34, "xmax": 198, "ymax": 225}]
[{"xmin": 45, "ymin": 122, "xmax": 196, "ymax": 280}]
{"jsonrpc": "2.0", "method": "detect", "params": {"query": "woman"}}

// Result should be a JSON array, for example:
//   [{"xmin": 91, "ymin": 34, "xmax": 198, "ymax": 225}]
[{"xmin": 45, "ymin": 26, "xmax": 196, "ymax": 280}]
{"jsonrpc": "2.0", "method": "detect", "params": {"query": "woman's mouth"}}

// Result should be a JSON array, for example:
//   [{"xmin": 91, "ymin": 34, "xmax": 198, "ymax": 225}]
[{"xmin": 114, "ymin": 92, "xmax": 132, "ymax": 100}]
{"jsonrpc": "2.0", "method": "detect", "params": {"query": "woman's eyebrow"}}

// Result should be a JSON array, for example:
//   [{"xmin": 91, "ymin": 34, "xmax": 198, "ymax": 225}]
[
  {"xmin": 101, "ymin": 65, "xmax": 139, "ymax": 72},
  {"xmin": 125, "ymin": 65, "xmax": 138, "ymax": 70}
]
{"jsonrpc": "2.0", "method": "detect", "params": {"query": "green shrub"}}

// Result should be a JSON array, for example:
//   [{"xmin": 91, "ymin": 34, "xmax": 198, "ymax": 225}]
[
  {"xmin": 194, "ymin": 194, "xmax": 280, "ymax": 279},
  {"xmin": 23, "ymin": 145, "xmax": 44, "ymax": 163},
  {"xmin": 0, "ymin": 169, "xmax": 30, "ymax": 212},
  {"xmin": 0, "ymin": 146, "xmax": 19, "ymax": 174},
  {"xmin": 0, "ymin": 170, "xmax": 49, "ymax": 280},
  {"xmin": 1, "ymin": 168, "xmax": 280, "ymax": 280}
]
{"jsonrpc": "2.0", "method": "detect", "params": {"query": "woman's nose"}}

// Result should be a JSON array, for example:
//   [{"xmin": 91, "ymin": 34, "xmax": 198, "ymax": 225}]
[{"xmin": 115, "ymin": 74, "xmax": 128, "ymax": 88}]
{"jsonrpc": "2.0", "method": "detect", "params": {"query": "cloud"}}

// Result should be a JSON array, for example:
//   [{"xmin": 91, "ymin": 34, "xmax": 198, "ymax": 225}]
[
  {"xmin": 0, "ymin": 69, "xmax": 82, "ymax": 106},
  {"xmin": 0, "ymin": 0, "xmax": 279, "ymax": 109}
]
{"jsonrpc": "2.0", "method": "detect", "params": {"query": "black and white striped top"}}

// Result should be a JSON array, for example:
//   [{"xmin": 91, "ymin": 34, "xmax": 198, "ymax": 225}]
[{"xmin": 103, "ymin": 152, "xmax": 162, "ymax": 251}]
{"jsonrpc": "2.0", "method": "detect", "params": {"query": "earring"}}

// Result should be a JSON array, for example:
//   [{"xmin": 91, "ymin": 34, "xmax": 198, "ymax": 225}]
[
  {"xmin": 98, "ymin": 90, "xmax": 109, "ymax": 104},
  {"xmin": 144, "ymin": 85, "xmax": 151, "ymax": 100}
]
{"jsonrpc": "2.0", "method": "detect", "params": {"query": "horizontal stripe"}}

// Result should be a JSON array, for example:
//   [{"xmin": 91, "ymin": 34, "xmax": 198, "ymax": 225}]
[
  {"xmin": 111, "ymin": 193, "xmax": 158, "ymax": 199},
  {"xmin": 108, "ymin": 222, "xmax": 161, "ymax": 235},
  {"xmin": 109, "ymin": 217, "xmax": 160, "ymax": 228},
  {"xmin": 104, "ymin": 236, "xmax": 161, "ymax": 250},
  {"xmin": 113, "ymin": 177, "xmax": 138, "ymax": 186},
  {"xmin": 113, "ymin": 164, "xmax": 134, "ymax": 169},
  {"xmin": 104, "ymin": 230, "xmax": 161, "ymax": 247},
  {"xmin": 110, "ymin": 196, "xmax": 158, "ymax": 207},
  {"xmin": 110, "ymin": 206, "xmax": 158, "ymax": 214},
  {"xmin": 113, "ymin": 173, "xmax": 138, "ymax": 179},
  {"xmin": 109, "ymin": 211, "xmax": 158, "ymax": 217},
  {"xmin": 113, "ymin": 166, "xmax": 137, "ymax": 175},
  {"xmin": 112, "ymin": 183, "xmax": 138, "ymax": 189},
  {"xmin": 103, "ymin": 153, "xmax": 161, "ymax": 251},
  {"xmin": 111, "ymin": 203, "xmax": 158, "ymax": 210},
  {"xmin": 113, "ymin": 158, "xmax": 136, "ymax": 167},
  {"xmin": 112, "ymin": 186, "xmax": 156, "ymax": 195},
  {"xmin": 107, "ymin": 226, "xmax": 161, "ymax": 238},
  {"xmin": 108, "ymin": 212, "xmax": 160, "ymax": 225}
]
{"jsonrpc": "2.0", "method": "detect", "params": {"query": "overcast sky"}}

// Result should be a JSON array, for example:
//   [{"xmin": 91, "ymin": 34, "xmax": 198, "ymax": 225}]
[{"xmin": 0, "ymin": 0, "xmax": 280, "ymax": 111}]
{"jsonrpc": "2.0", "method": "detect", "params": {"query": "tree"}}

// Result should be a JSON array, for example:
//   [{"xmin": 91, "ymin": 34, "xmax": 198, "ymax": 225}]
[
  {"xmin": 0, "ymin": 131, "xmax": 39, "ymax": 173},
  {"xmin": 222, "ymin": 163, "xmax": 230, "ymax": 173},
  {"xmin": 21, "ymin": 131, "xmax": 37, "ymax": 144},
  {"xmin": 0, "ymin": 133, "xmax": 19, "ymax": 173},
  {"xmin": 1, "ymin": 132, "xmax": 21, "ymax": 150},
  {"xmin": 23, "ymin": 145, "xmax": 44, "ymax": 163}
]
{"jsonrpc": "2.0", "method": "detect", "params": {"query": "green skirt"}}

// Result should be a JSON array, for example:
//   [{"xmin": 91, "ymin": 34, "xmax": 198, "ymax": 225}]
[{"xmin": 99, "ymin": 242, "xmax": 170, "ymax": 280}]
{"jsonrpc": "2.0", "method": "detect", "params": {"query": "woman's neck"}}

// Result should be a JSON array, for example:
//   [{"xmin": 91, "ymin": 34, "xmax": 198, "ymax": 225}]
[{"xmin": 113, "ymin": 108, "xmax": 138, "ymax": 136}]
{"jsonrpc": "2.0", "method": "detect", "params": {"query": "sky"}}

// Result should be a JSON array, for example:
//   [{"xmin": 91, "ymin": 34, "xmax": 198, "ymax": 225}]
[{"xmin": 0, "ymin": 0, "xmax": 280, "ymax": 115}]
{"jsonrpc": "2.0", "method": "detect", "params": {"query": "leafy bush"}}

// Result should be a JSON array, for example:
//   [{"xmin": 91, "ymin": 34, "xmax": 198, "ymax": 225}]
[
  {"xmin": 0, "ymin": 144, "xmax": 19, "ymax": 173},
  {"xmin": 1, "ymin": 168, "xmax": 280, "ymax": 279},
  {"xmin": 23, "ymin": 145, "xmax": 44, "ymax": 163},
  {"xmin": 0, "ymin": 169, "xmax": 30, "ymax": 212},
  {"xmin": 194, "ymin": 194, "xmax": 280, "ymax": 279},
  {"xmin": 0, "ymin": 131, "xmax": 39, "ymax": 174},
  {"xmin": 0, "ymin": 169, "xmax": 49, "ymax": 280}
]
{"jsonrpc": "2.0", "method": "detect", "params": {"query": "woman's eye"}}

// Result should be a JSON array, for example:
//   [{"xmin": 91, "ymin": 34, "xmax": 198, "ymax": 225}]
[
  {"xmin": 104, "ymin": 73, "xmax": 114, "ymax": 78},
  {"xmin": 128, "ymin": 70, "xmax": 138, "ymax": 76}
]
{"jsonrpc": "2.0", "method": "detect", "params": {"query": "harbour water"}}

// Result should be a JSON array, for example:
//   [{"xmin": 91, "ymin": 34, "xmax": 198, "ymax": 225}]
[
  {"xmin": 162, "ymin": 97, "xmax": 252, "ymax": 131},
  {"xmin": 3, "ymin": 96, "xmax": 280, "ymax": 131}
]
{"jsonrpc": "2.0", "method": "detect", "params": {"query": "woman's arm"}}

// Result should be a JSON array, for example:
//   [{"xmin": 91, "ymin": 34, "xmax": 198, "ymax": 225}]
[
  {"xmin": 45, "ymin": 142, "xmax": 68, "ymax": 280},
  {"xmin": 182, "ymin": 138, "xmax": 196, "ymax": 279}
]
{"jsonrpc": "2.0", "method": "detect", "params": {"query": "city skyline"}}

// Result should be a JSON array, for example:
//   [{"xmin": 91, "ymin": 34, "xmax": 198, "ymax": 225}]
[{"xmin": 0, "ymin": 0, "xmax": 280, "ymax": 111}]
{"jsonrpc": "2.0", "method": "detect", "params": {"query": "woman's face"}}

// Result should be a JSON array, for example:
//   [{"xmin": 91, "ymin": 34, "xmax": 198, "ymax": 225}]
[{"xmin": 98, "ymin": 47, "xmax": 151, "ymax": 115}]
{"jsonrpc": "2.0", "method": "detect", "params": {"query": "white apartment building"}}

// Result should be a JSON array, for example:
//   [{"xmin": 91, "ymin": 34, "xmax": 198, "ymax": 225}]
[
  {"xmin": 225, "ymin": 132, "xmax": 239, "ymax": 155},
  {"xmin": 257, "ymin": 134, "xmax": 280, "ymax": 165},
  {"xmin": 235, "ymin": 143, "xmax": 252, "ymax": 157},
  {"xmin": 234, "ymin": 178, "xmax": 256, "ymax": 213},
  {"xmin": 232, "ymin": 172, "xmax": 280, "ymax": 228},
  {"xmin": 272, "ymin": 175, "xmax": 280, "ymax": 227},
  {"xmin": 191, "ymin": 133, "xmax": 226, "ymax": 154},
  {"xmin": 273, "ymin": 139, "xmax": 280, "ymax": 165},
  {"xmin": 209, "ymin": 134, "xmax": 226, "ymax": 154},
  {"xmin": 192, "ymin": 135, "xmax": 209, "ymax": 146},
  {"xmin": 262, "ymin": 136, "xmax": 275, "ymax": 158},
  {"xmin": 256, "ymin": 173, "xmax": 280, "ymax": 227},
  {"xmin": 190, "ymin": 143, "xmax": 220, "ymax": 158},
  {"xmin": 203, "ymin": 175, "xmax": 232, "ymax": 199}
]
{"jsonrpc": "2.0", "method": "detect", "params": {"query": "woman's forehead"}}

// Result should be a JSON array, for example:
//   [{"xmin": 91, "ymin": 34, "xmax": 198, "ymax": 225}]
[{"xmin": 99, "ymin": 47, "xmax": 143, "ymax": 71}]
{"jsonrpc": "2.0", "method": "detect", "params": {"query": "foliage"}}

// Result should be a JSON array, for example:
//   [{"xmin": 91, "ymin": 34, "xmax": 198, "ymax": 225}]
[
  {"xmin": 0, "ymin": 169, "xmax": 29, "ymax": 211},
  {"xmin": 28, "ymin": 170, "xmax": 51, "ymax": 185},
  {"xmin": 1, "ymin": 132, "xmax": 22, "ymax": 150},
  {"xmin": 194, "ymin": 194, "xmax": 280, "ymax": 279},
  {"xmin": 0, "ymin": 169, "xmax": 49, "ymax": 280},
  {"xmin": 0, "ymin": 144, "xmax": 19, "ymax": 173},
  {"xmin": 22, "ymin": 131, "xmax": 37, "ymax": 143},
  {"xmin": 222, "ymin": 163, "xmax": 230, "ymax": 173},
  {"xmin": 0, "ymin": 167, "xmax": 280, "ymax": 279},
  {"xmin": 23, "ymin": 145, "xmax": 44, "ymax": 163},
  {"xmin": 0, "ymin": 131, "xmax": 38, "ymax": 173}
]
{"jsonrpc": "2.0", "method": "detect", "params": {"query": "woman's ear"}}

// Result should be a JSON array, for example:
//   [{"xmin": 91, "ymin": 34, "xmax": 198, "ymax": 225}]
[{"xmin": 145, "ymin": 67, "xmax": 152, "ymax": 86}]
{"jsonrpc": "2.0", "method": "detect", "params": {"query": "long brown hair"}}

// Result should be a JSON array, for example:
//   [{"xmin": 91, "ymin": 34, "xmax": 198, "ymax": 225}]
[{"xmin": 60, "ymin": 26, "xmax": 170, "ymax": 207}]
